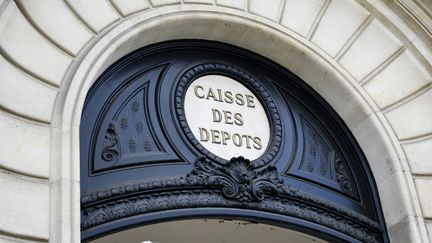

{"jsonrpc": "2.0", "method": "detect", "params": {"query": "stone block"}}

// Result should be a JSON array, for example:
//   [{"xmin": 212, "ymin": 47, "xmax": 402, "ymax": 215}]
[
  {"xmin": 0, "ymin": 234, "xmax": 45, "ymax": 242},
  {"xmin": 111, "ymin": 0, "xmax": 150, "ymax": 16},
  {"xmin": 385, "ymin": 89, "xmax": 432, "ymax": 140},
  {"xmin": 364, "ymin": 50, "xmax": 431, "ymax": 109},
  {"xmin": 0, "ymin": 172, "xmax": 49, "ymax": 240},
  {"xmin": 0, "ymin": 3, "xmax": 72, "ymax": 86},
  {"xmin": 403, "ymin": 138, "xmax": 432, "ymax": 175},
  {"xmin": 215, "ymin": 0, "xmax": 246, "ymax": 10},
  {"xmin": 65, "ymin": 0, "xmax": 120, "ymax": 32},
  {"xmin": 333, "ymin": 87, "xmax": 375, "ymax": 131},
  {"xmin": 387, "ymin": 215, "xmax": 423, "ymax": 243},
  {"xmin": 149, "ymin": 0, "xmax": 181, "ymax": 7},
  {"xmin": 184, "ymin": 0, "xmax": 213, "ymax": 4},
  {"xmin": 249, "ymin": 0, "xmax": 282, "ymax": 21},
  {"xmin": 281, "ymin": 0, "xmax": 325, "ymax": 37},
  {"xmin": 0, "ymin": 110, "xmax": 50, "ymax": 178},
  {"xmin": 414, "ymin": 178, "xmax": 432, "ymax": 218},
  {"xmin": 352, "ymin": 114, "xmax": 401, "ymax": 185},
  {"xmin": 0, "ymin": 56, "xmax": 57, "ymax": 123},
  {"xmin": 18, "ymin": 0, "xmax": 93, "ymax": 56},
  {"xmin": 377, "ymin": 171, "xmax": 415, "ymax": 226},
  {"xmin": 339, "ymin": 19, "xmax": 403, "ymax": 81},
  {"xmin": 426, "ymin": 220, "xmax": 432, "ymax": 242},
  {"xmin": 311, "ymin": 0, "xmax": 369, "ymax": 57}
]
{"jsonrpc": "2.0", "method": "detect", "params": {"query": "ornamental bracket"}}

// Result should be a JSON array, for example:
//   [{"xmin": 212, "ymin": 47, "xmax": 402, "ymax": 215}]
[{"xmin": 188, "ymin": 156, "xmax": 285, "ymax": 203}]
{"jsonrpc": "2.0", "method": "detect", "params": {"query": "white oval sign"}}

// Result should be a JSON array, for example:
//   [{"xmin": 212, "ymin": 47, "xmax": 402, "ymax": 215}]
[{"xmin": 184, "ymin": 75, "xmax": 270, "ymax": 160}]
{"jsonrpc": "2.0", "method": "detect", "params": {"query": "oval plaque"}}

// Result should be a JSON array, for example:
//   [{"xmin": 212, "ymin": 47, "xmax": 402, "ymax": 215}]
[{"xmin": 184, "ymin": 75, "xmax": 270, "ymax": 160}]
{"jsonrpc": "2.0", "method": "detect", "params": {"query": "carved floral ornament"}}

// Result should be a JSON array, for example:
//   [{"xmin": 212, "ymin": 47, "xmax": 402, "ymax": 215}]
[
  {"xmin": 81, "ymin": 156, "xmax": 381, "ymax": 242},
  {"xmin": 190, "ymin": 156, "xmax": 284, "ymax": 203}
]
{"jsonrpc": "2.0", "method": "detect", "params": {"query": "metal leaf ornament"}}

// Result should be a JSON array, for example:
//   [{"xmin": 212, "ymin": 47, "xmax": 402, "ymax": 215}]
[{"xmin": 189, "ymin": 156, "xmax": 284, "ymax": 203}]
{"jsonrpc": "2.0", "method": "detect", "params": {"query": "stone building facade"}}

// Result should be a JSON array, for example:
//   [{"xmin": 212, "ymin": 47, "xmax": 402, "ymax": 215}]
[{"xmin": 0, "ymin": 0, "xmax": 431, "ymax": 242}]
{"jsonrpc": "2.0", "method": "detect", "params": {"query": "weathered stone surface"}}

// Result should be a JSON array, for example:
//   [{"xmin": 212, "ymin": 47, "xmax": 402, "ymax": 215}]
[
  {"xmin": 339, "ymin": 19, "xmax": 403, "ymax": 81},
  {"xmin": 0, "ymin": 172, "xmax": 49, "ymax": 240},
  {"xmin": 311, "ymin": 0, "xmax": 369, "ymax": 56},
  {"xmin": 0, "ymin": 3, "xmax": 71, "ymax": 86},
  {"xmin": 281, "ymin": 0, "xmax": 326, "ymax": 37},
  {"xmin": 403, "ymin": 138, "xmax": 432, "ymax": 175},
  {"xmin": 364, "ymin": 50, "xmax": 431, "ymax": 109},
  {"xmin": 352, "ymin": 114, "xmax": 401, "ymax": 185},
  {"xmin": 149, "ymin": 0, "xmax": 181, "ymax": 7},
  {"xmin": 426, "ymin": 220, "xmax": 432, "ymax": 242},
  {"xmin": 387, "ymin": 215, "xmax": 423, "ymax": 243},
  {"xmin": 112, "ymin": 0, "xmax": 150, "ymax": 16},
  {"xmin": 386, "ymin": 90, "xmax": 432, "ymax": 140},
  {"xmin": 215, "ymin": 0, "xmax": 246, "ymax": 10},
  {"xmin": 0, "ymin": 110, "xmax": 50, "ymax": 178},
  {"xmin": 18, "ymin": 0, "xmax": 93, "ymax": 55},
  {"xmin": 381, "ymin": 171, "xmax": 418, "ymax": 225},
  {"xmin": 249, "ymin": 0, "xmax": 282, "ymax": 21},
  {"xmin": 65, "ymin": 0, "xmax": 120, "ymax": 32},
  {"xmin": 0, "ymin": 56, "xmax": 57, "ymax": 123},
  {"xmin": 415, "ymin": 178, "xmax": 432, "ymax": 218},
  {"xmin": 184, "ymin": 0, "xmax": 213, "ymax": 3}
]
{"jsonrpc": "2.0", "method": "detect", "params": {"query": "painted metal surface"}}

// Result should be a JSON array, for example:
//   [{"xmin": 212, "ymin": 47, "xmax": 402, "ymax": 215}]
[{"xmin": 80, "ymin": 41, "xmax": 388, "ymax": 242}]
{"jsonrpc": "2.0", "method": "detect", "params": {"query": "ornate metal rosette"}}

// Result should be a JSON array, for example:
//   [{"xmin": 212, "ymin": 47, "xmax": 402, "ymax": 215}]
[{"xmin": 174, "ymin": 63, "xmax": 282, "ymax": 168}]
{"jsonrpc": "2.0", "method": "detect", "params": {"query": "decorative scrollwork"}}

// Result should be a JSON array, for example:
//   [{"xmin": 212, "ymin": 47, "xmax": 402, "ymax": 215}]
[
  {"xmin": 131, "ymin": 101, "xmax": 140, "ymax": 112},
  {"xmin": 189, "ymin": 156, "xmax": 284, "ymax": 203},
  {"xmin": 101, "ymin": 123, "xmax": 120, "ymax": 161},
  {"xmin": 295, "ymin": 116, "xmax": 358, "ymax": 199},
  {"xmin": 128, "ymin": 138, "xmax": 136, "ymax": 152},
  {"xmin": 335, "ymin": 159, "xmax": 352, "ymax": 191},
  {"xmin": 82, "ymin": 156, "xmax": 382, "ymax": 242},
  {"xmin": 119, "ymin": 118, "xmax": 128, "ymax": 129}
]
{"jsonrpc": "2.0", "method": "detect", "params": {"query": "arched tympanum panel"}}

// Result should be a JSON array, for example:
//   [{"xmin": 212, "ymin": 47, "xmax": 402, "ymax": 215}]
[{"xmin": 80, "ymin": 41, "xmax": 388, "ymax": 242}]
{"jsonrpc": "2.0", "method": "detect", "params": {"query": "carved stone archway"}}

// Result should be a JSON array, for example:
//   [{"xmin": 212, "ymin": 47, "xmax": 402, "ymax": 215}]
[
  {"xmin": 49, "ymin": 6, "xmax": 429, "ymax": 243},
  {"xmin": 1, "ymin": 1, "xmax": 431, "ymax": 242}
]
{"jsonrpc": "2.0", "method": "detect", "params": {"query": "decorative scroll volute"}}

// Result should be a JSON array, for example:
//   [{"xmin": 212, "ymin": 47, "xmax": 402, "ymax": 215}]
[
  {"xmin": 189, "ymin": 156, "xmax": 284, "ymax": 203},
  {"xmin": 101, "ymin": 123, "xmax": 120, "ymax": 161}
]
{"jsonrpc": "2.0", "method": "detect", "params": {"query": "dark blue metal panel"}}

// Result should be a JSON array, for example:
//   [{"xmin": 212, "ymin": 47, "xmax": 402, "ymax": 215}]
[{"xmin": 80, "ymin": 40, "xmax": 388, "ymax": 242}]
